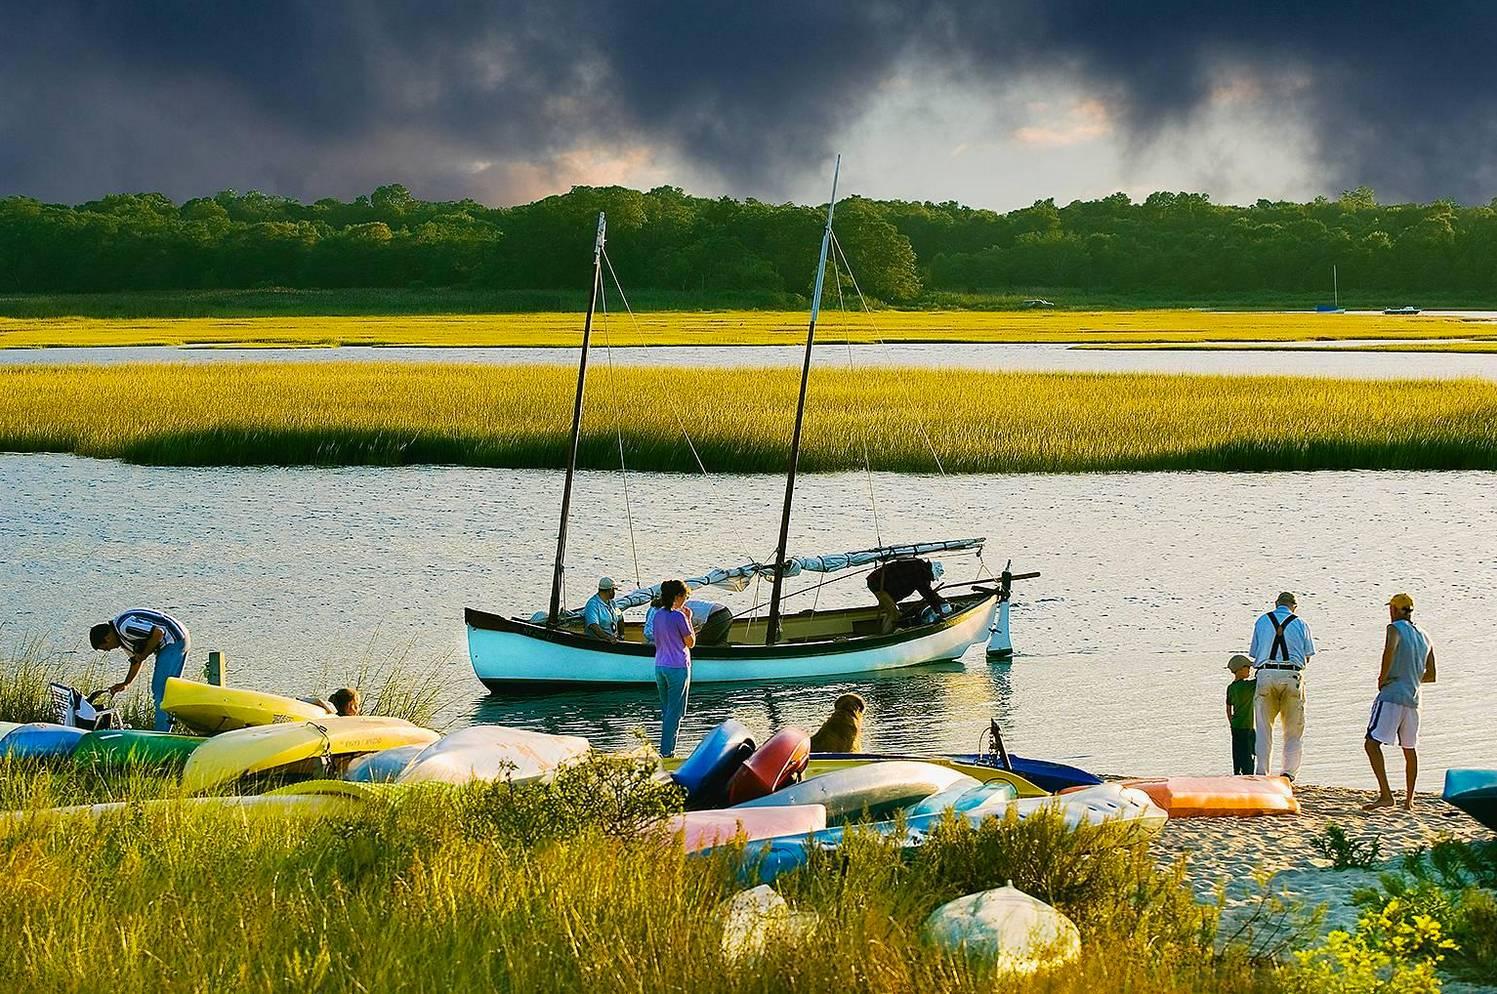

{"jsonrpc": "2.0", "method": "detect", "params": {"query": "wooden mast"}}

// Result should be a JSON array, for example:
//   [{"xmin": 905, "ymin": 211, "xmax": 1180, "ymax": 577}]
[
  {"xmin": 547, "ymin": 212, "xmax": 607, "ymax": 626},
  {"xmin": 765, "ymin": 156, "xmax": 840, "ymax": 645}
]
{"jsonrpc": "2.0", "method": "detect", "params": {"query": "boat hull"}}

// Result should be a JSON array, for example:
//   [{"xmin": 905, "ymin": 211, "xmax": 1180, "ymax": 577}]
[{"xmin": 466, "ymin": 594, "xmax": 997, "ymax": 688}]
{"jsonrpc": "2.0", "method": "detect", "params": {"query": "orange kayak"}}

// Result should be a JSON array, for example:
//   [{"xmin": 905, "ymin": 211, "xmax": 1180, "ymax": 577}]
[
  {"xmin": 725, "ymin": 727, "xmax": 811, "ymax": 805},
  {"xmin": 668, "ymin": 804, "xmax": 827, "ymax": 853},
  {"xmin": 1119, "ymin": 776, "xmax": 1299, "ymax": 818}
]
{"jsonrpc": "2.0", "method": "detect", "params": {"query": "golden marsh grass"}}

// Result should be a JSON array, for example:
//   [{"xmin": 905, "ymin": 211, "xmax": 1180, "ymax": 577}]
[
  {"xmin": 3, "ymin": 309, "xmax": 1496, "ymax": 349},
  {"xmin": 3, "ymin": 362, "xmax": 1495, "ymax": 472}
]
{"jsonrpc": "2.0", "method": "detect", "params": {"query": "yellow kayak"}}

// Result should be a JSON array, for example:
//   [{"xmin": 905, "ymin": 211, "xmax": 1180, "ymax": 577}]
[
  {"xmin": 180, "ymin": 716, "xmax": 440, "ymax": 793},
  {"xmin": 162, "ymin": 677, "xmax": 331, "ymax": 734},
  {"xmin": 0, "ymin": 794, "xmax": 358, "ymax": 834}
]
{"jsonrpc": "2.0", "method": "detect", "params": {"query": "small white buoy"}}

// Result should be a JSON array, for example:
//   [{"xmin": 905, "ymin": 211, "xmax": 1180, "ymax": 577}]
[{"xmin": 923, "ymin": 884, "xmax": 1081, "ymax": 974}]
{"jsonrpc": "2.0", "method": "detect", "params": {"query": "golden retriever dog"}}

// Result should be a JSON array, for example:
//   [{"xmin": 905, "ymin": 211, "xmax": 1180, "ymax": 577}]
[{"xmin": 809, "ymin": 693, "xmax": 866, "ymax": 753}]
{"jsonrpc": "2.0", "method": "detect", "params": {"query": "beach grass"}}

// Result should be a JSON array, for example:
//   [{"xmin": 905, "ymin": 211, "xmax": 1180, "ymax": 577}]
[
  {"xmin": 2, "ymin": 362, "xmax": 1496, "ymax": 473},
  {"xmin": 3, "ymin": 308, "xmax": 1497, "ymax": 350},
  {"xmin": 0, "ymin": 755, "xmax": 1282, "ymax": 994}
]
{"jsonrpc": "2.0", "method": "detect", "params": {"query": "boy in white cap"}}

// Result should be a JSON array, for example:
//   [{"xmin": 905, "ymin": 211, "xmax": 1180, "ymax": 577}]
[
  {"xmin": 1363, "ymin": 592, "xmax": 1437, "ymax": 812},
  {"xmin": 583, "ymin": 576, "xmax": 622, "ymax": 643}
]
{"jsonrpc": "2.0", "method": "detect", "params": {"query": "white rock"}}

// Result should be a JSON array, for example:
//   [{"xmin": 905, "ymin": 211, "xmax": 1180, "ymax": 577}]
[{"xmin": 923, "ymin": 884, "xmax": 1081, "ymax": 974}]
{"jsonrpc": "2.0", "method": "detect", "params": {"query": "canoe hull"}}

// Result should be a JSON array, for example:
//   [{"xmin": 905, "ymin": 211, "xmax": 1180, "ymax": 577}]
[
  {"xmin": 1443, "ymin": 768, "xmax": 1497, "ymax": 831},
  {"xmin": 468, "ymin": 594, "xmax": 997, "ymax": 689}
]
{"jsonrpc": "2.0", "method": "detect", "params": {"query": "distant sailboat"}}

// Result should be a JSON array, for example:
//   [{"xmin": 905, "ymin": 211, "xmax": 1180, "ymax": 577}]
[{"xmin": 1315, "ymin": 264, "xmax": 1345, "ymax": 313}]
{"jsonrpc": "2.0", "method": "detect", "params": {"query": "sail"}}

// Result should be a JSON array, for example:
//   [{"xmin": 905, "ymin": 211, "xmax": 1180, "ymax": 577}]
[{"xmin": 532, "ymin": 538, "xmax": 986, "ymax": 619}]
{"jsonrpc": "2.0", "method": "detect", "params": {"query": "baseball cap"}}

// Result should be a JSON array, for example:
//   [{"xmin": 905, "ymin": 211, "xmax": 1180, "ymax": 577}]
[
  {"xmin": 1227, "ymin": 653, "xmax": 1254, "ymax": 671},
  {"xmin": 597, "ymin": 576, "xmax": 616, "ymax": 591},
  {"xmin": 1386, "ymin": 592, "xmax": 1414, "ymax": 611}
]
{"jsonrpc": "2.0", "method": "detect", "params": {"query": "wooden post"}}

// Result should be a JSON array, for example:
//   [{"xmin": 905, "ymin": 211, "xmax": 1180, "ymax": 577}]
[{"xmin": 204, "ymin": 651, "xmax": 226, "ymax": 686}]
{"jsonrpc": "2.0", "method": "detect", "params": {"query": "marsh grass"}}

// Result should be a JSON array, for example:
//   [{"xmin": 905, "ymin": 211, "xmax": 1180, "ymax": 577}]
[
  {"xmin": 3, "ymin": 362, "xmax": 1496, "ymax": 473},
  {"xmin": 0, "ymin": 633, "xmax": 156, "ymax": 728},
  {"xmin": 309, "ymin": 632, "xmax": 454, "ymax": 727},
  {"xmin": 3, "ymin": 308, "xmax": 1497, "ymax": 349},
  {"xmin": 0, "ymin": 754, "xmax": 1296, "ymax": 994}
]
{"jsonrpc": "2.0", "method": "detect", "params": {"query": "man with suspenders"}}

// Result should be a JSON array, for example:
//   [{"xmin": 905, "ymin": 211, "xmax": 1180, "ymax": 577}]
[{"xmin": 1248, "ymin": 592, "xmax": 1316, "ymax": 781}]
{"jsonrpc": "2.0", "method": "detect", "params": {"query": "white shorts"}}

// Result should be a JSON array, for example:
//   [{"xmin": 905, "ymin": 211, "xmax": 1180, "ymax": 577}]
[{"xmin": 1366, "ymin": 699, "xmax": 1420, "ymax": 749}]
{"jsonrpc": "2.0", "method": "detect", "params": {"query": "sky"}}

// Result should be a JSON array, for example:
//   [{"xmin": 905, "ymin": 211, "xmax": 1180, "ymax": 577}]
[{"xmin": 4, "ymin": 1, "xmax": 1497, "ymax": 211}]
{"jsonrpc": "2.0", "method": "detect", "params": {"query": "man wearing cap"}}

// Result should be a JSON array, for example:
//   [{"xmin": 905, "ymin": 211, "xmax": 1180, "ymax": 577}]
[
  {"xmin": 583, "ymin": 577, "xmax": 622, "ymax": 643},
  {"xmin": 1248, "ymin": 592, "xmax": 1316, "ymax": 781},
  {"xmin": 1363, "ymin": 593, "xmax": 1437, "ymax": 812}
]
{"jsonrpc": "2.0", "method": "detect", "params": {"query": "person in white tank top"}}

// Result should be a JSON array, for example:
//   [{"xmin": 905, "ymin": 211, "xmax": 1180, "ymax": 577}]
[{"xmin": 1363, "ymin": 592, "xmax": 1437, "ymax": 812}]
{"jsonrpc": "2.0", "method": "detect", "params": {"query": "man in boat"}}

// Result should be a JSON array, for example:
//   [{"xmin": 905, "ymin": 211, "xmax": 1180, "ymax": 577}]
[
  {"xmin": 644, "ymin": 596, "xmax": 735, "ymax": 647},
  {"xmin": 1363, "ymin": 593, "xmax": 1436, "ymax": 812},
  {"xmin": 582, "ymin": 576, "xmax": 623, "ymax": 643},
  {"xmin": 1248, "ymin": 592, "xmax": 1316, "ymax": 782},
  {"xmin": 866, "ymin": 557, "xmax": 949, "ymax": 635},
  {"xmin": 88, "ymin": 607, "xmax": 191, "ymax": 732}
]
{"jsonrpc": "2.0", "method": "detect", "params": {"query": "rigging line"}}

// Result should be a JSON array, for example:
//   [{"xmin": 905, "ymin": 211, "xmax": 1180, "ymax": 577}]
[
  {"xmin": 596, "ymin": 270, "xmax": 643, "ymax": 590},
  {"xmin": 830, "ymin": 246, "xmax": 883, "ymax": 548},
  {"xmin": 829, "ymin": 230, "xmax": 947, "ymax": 476},
  {"xmin": 601, "ymin": 247, "xmax": 708, "ymax": 477}
]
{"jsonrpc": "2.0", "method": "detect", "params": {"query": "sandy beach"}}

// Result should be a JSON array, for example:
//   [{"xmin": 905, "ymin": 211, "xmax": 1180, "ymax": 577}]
[{"xmin": 1153, "ymin": 783, "xmax": 1494, "ymax": 991}]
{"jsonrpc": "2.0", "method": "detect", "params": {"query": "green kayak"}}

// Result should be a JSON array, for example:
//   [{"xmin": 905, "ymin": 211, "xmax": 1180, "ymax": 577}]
[{"xmin": 73, "ymin": 729, "xmax": 205, "ymax": 768}]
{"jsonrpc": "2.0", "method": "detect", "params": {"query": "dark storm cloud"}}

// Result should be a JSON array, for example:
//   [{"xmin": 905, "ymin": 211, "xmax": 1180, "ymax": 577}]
[{"xmin": 2, "ymin": 1, "xmax": 1496, "ymax": 204}]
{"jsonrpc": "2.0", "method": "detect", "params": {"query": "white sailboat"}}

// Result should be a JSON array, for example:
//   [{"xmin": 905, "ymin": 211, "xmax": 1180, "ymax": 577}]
[{"xmin": 465, "ymin": 159, "xmax": 1023, "ymax": 689}]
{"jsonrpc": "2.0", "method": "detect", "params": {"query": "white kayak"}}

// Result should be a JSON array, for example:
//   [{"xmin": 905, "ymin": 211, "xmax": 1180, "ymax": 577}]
[
  {"xmin": 732, "ymin": 761, "xmax": 979, "ymax": 823},
  {"xmin": 397, "ymin": 725, "xmax": 591, "ymax": 785},
  {"xmin": 991, "ymin": 784, "xmax": 1168, "ymax": 843}
]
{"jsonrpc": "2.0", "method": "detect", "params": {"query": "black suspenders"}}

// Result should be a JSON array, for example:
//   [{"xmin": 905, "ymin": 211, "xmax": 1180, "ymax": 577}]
[{"xmin": 1266, "ymin": 612, "xmax": 1297, "ymax": 662}]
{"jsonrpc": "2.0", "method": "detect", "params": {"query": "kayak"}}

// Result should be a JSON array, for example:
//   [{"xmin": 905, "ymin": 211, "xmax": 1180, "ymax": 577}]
[
  {"xmin": 162, "ymin": 677, "xmax": 330, "ymax": 734},
  {"xmin": 397, "ymin": 726, "xmax": 591, "ymax": 785},
  {"xmin": 1443, "ymin": 769, "xmax": 1497, "ymax": 831},
  {"xmin": 732, "ymin": 761, "xmax": 978, "ymax": 823},
  {"xmin": 181, "ymin": 717, "xmax": 439, "ymax": 793},
  {"xmin": 668, "ymin": 804, "xmax": 827, "ymax": 853},
  {"xmin": 671, "ymin": 719, "xmax": 756, "ymax": 807},
  {"xmin": 1119, "ymin": 775, "xmax": 1298, "ymax": 818},
  {"xmin": 812, "ymin": 751, "xmax": 1096, "ymax": 794},
  {"xmin": 907, "ymin": 780, "xmax": 1018, "ymax": 817},
  {"xmin": 726, "ymin": 727, "xmax": 811, "ymax": 806},
  {"xmin": 799, "ymin": 756, "xmax": 1042, "ymax": 798},
  {"xmin": 73, "ymin": 729, "xmax": 204, "ymax": 768},
  {"xmin": 1, "ymin": 793, "xmax": 358, "ymax": 832},
  {"xmin": 729, "ymin": 783, "xmax": 1166, "ymax": 884},
  {"xmin": 344, "ymin": 743, "xmax": 427, "ymax": 783},
  {"xmin": 0, "ymin": 723, "xmax": 89, "ymax": 759},
  {"xmin": 0, "ymin": 721, "xmax": 21, "ymax": 741}
]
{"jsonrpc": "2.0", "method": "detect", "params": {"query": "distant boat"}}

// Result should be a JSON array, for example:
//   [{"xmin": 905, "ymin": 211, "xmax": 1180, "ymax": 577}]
[
  {"xmin": 1020, "ymin": 298, "xmax": 1055, "ymax": 309},
  {"xmin": 1317, "ymin": 264, "xmax": 1345, "ymax": 312},
  {"xmin": 1383, "ymin": 305, "xmax": 1421, "ymax": 315}
]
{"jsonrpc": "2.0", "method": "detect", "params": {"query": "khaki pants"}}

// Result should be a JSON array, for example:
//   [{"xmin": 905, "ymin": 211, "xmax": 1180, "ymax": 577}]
[{"xmin": 1254, "ymin": 668, "xmax": 1306, "ymax": 778}]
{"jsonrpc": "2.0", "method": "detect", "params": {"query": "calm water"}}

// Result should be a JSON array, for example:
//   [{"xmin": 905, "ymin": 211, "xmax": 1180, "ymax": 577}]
[
  {"xmin": 4, "ymin": 342, "xmax": 1497, "ymax": 380},
  {"xmin": 3, "ymin": 452, "xmax": 1494, "ymax": 787}
]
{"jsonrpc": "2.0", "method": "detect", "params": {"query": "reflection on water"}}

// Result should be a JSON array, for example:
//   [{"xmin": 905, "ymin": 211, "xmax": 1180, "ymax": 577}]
[
  {"xmin": 5, "ymin": 341, "xmax": 1497, "ymax": 380},
  {"xmin": 3, "ymin": 453, "xmax": 1495, "ymax": 786}
]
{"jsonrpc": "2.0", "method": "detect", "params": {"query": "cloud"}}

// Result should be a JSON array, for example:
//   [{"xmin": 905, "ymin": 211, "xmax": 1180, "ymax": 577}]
[{"xmin": 2, "ymin": 2, "xmax": 1496, "ymax": 206}]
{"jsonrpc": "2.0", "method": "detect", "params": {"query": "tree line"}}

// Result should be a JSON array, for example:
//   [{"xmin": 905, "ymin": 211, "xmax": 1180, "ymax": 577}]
[{"xmin": 2, "ymin": 183, "xmax": 1494, "ymax": 301}]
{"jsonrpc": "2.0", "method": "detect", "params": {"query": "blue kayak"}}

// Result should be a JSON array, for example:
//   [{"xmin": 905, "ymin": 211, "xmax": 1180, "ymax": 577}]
[
  {"xmin": 0, "ymin": 722, "xmax": 89, "ymax": 760},
  {"xmin": 811, "ymin": 752, "xmax": 1101, "ymax": 793},
  {"xmin": 344, "ymin": 744, "xmax": 426, "ymax": 784},
  {"xmin": 1443, "ymin": 769, "xmax": 1497, "ymax": 831},
  {"xmin": 672, "ymin": 719, "xmax": 756, "ymax": 808}
]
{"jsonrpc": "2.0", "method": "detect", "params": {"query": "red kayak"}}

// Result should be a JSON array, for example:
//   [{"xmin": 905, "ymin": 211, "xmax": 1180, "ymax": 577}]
[{"xmin": 726, "ymin": 727, "xmax": 811, "ymax": 805}]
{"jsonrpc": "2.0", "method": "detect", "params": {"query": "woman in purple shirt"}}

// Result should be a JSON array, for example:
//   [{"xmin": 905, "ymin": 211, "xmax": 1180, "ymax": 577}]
[{"xmin": 652, "ymin": 579, "xmax": 696, "ymax": 757}]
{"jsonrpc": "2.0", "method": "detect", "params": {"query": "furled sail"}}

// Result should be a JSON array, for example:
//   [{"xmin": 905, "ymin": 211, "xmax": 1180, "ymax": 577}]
[{"xmin": 535, "ymin": 538, "xmax": 984, "ymax": 620}]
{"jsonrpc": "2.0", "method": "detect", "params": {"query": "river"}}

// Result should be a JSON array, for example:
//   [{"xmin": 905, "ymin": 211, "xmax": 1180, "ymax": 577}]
[{"xmin": 3, "ymin": 452, "xmax": 1493, "ymax": 788}]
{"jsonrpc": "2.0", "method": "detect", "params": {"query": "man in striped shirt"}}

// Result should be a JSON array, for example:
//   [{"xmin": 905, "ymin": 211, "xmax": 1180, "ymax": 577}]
[{"xmin": 89, "ymin": 608, "xmax": 191, "ymax": 731}]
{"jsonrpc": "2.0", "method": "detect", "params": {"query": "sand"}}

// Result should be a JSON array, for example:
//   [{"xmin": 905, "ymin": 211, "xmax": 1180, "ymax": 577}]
[{"xmin": 1151, "ymin": 783, "xmax": 1494, "ymax": 990}]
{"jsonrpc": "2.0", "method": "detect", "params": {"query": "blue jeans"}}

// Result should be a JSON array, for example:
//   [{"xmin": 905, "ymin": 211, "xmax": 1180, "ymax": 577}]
[
  {"xmin": 655, "ymin": 666, "xmax": 690, "ymax": 758},
  {"xmin": 151, "ymin": 642, "xmax": 187, "ymax": 731}
]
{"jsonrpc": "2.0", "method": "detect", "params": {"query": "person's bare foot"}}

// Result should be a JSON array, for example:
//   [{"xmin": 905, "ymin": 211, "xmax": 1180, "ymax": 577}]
[
  {"xmin": 1362, "ymin": 795, "xmax": 1396, "ymax": 812},
  {"xmin": 1401, "ymin": 797, "xmax": 1415, "ymax": 811}
]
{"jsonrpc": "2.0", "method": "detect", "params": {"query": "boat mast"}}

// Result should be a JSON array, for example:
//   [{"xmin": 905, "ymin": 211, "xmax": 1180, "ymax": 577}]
[
  {"xmin": 1333, "ymin": 264, "xmax": 1339, "ymax": 309},
  {"xmin": 547, "ymin": 212, "xmax": 607, "ymax": 626},
  {"xmin": 765, "ymin": 156, "xmax": 840, "ymax": 645}
]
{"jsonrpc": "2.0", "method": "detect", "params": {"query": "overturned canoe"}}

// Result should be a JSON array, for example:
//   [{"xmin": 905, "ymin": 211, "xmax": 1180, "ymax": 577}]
[
  {"xmin": 397, "ymin": 726, "xmax": 591, "ymax": 785},
  {"xmin": 344, "ymin": 743, "xmax": 427, "ymax": 783},
  {"xmin": 1443, "ymin": 769, "xmax": 1497, "ymax": 831},
  {"xmin": 74, "ymin": 729, "xmax": 204, "ymax": 768},
  {"xmin": 1119, "ymin": 776, "xmax": 1298, "ymax": 818},
  {"xmin": 182, "ymin": 717, "xmax": 439, "ymax": 793},
  {"xmin": 162, "ymin": 678, "xmax": 330, "ymax": 734},
  {"xmin": 0, "ymin": 722, "xmax": 88, "ymax": 759},
  {"xmin": 671, "ymin": 719, "xmax": 756, "ymax": 807},
  {"xmin": 726, "ymin": 727, "xmax": 811, "ymax": 806},
  {"xmin": 669, "ymin": 804, "xmax": 827, "ymax": 853},
  {"xmin": 732, "ymin": 761, "xmax": 978, "ymax": 823}
]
